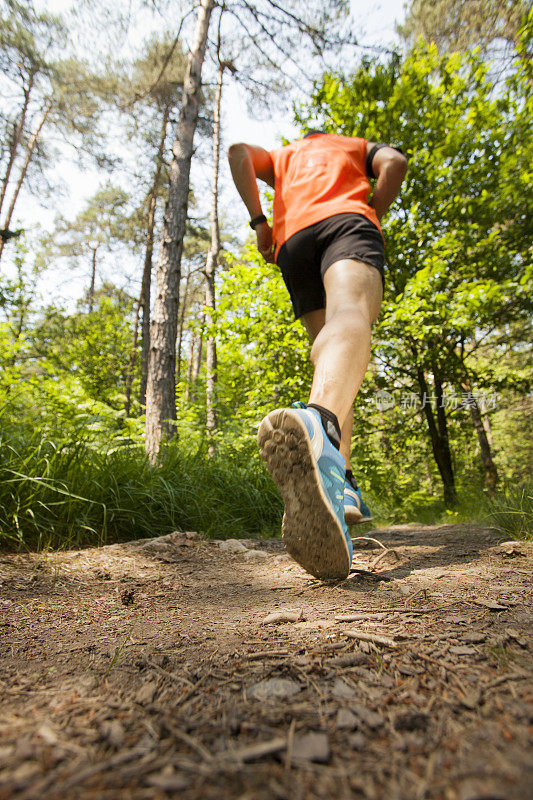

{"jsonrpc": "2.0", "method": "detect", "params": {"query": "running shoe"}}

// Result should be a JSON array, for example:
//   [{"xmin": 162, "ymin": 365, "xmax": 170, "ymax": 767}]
[
  {"xmin": 344, "ymin": 477, "xmax": 373, "ymax": 525},
  {"xmin": 257, "ymin": 406, "xmax": 351, "ymax": 580}
]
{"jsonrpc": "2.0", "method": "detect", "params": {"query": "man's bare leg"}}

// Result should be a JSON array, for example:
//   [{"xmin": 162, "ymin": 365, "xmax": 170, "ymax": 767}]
[
  {"xmin": 307, "ymin": 259, "xmax": 382, "ymax": 429},
  {"xmin": 301, "ymin": 308, "xmax": 353, "ymax": 464}
]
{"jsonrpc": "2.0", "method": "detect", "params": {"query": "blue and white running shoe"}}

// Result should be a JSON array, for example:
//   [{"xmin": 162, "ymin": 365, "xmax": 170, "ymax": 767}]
[
  {"xmin": 257, "ymin": 406, "xmax": 351, "ymax": 580},
  {"xmin": 344, "ymin": 478, "xmax": 373, "ymax": 525}
]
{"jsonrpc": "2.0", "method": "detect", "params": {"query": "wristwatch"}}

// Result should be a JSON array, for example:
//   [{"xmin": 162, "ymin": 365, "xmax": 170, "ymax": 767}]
[{"xmin": 249, "ymin": 214, "xmax": 267, "ymax": 229}]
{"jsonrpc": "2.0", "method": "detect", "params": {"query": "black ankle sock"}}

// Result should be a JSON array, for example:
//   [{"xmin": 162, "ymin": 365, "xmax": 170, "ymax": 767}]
[
  {"xmin": 307, "ymin": 403, "xmax": 341, "ymax": 450},
  {"xmin": 345, "ymin": 469, "xmax": 358, "ymax": 490}
]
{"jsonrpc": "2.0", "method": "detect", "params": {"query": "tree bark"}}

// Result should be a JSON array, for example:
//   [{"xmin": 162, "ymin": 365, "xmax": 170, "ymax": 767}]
[
  {"xmin": 184, "ymin": 332, "xmax": 196, "ymax": 403},
  {"xmin": 460, "ymin": 375, "xmax": 498, "ymax": 495},
  {"xmin": 124, "ymin": 296, "xmax": 141, "ymax": 417},
  {"xmin": 88, "ymin": 246, "xmax": 97, "ymax": 313},
  {"xmin": 176, "ymin": 267, "xmax": 191, "ymax": 383},
  {"xmin": 0, "ymin": 100, "xmax": 52, "ymax": 263},
  {"xmin": 417, "ymin": 367, "xmax": 457, "ymax": 507},
  {"xmin": 145, "ymin": 0, "xmax": 215, "ymax": 462},
  {"xmin": 205, "ymin": 59, "xmax": 224, "ymax": 452},
  {"xmin": 139, "ymin": 103, "xmax": 171, "ymax": 410},
  {"xmin": 0, "ymin": 72, "xmax": 35, "ymax": 218}
]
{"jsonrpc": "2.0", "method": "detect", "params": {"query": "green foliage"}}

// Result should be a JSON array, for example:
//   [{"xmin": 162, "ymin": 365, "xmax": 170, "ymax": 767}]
[
  {"xmin": 34, "ymin": 287, "xmax": 137, "ymax": 408},
  {"xmin": 211, "ymin": 243, "xmax": 313, "ymax": 428},
  {"xmin": 295, "ymin": 41, "xmax": 532, "ymax": 508},
  {"xmin": 1, "ymin": 21, "xmax": 532, "ymax": 550},
  {"xmin": 0, "ymin": 416, "xmax": 282, "ymax": 550}
]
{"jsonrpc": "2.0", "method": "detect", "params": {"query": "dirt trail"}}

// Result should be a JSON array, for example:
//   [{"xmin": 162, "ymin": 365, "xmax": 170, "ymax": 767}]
[{"xmin": 1, "ymin": 523, "xmax": 532, "ymax": 800}]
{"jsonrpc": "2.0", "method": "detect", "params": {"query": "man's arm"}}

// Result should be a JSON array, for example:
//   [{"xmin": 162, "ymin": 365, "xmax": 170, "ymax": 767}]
[
  {"xmin": 227, "ymin": 142, "xmax": 275, "ymax": 262},
  {"xmin": 366, "ymin": 142, "xmax": 408, "ymax": 221}
]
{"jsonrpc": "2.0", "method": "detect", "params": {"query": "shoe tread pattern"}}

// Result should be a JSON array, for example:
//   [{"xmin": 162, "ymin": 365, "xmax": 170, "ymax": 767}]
[{"xmin": 258, "ymin": 409, "xmax": 350, "ymax": 581}]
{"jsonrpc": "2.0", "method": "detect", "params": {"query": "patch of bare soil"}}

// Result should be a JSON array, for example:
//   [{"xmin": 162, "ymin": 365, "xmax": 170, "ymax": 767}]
[{"xmin": 0, "ymin": 524, "xmax": 531, "ymax": 800}]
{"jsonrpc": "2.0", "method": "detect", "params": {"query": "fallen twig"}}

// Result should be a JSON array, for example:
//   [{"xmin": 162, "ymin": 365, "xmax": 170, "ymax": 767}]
[
  {"xmin": 351, "ymin": 536, "xmax": 387, "ymax": 550},
  {"xmin": 414, "ymin": 652, "xmax": 460, "ymax": 674},
  {"xmin": 344, "ymin": 629, "xmax": 397, "ymax": 648},
  {"xmin": 141, "ymin": 657, "xmax": 194, "ymax": 687},
  {"xmin": 245, "ymin": 649, "xmax": 290, "ymax": 660},
  {"xmin": 163, "ymin": 719, "xmax": 213, "ymax": 761},
  {"xmin": 223, "ymin": 736, "xmax": 287, "ymax": 763},
  {"xmin": 262, "ymin": 609, "xmax": 302, "ymax": 624},
  {"xmin": 52, "ymin": 744, "xmax": 155, "ymax": 792},
  {"xmin": 175, "ymin": 673, "xmax": 209, "ymax": 706},
  {"xmin": 285, "ymin": 719, "xmax": 296, "ymax": 775},
  {"xmin": 368, "ymin": 549, "xmax": 400, "ymax": 570},
  {"xmin": 484, "ymin": 672, "xmax": 529, "ymax": 691}
]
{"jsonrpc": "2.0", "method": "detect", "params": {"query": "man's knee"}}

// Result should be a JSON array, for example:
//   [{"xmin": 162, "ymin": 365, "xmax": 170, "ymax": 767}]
[
  {"xmin": 310, "ymin": 306, "xmax": 368, "ymax": 361},
  {"xmin": 323, "ymin": 259, "xmax": 383, "ymax": 324}
]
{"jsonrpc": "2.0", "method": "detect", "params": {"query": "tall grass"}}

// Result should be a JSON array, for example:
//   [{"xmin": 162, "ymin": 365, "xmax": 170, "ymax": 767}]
[
  {"xmin": 0, "ymin": 422, "xmax": 283, "ymax": 551},
  {"xmin": 487, "ymin": 485, "xmax": 532, "ymax": 541},
  {"xmin": 2, "ymin": 415, "xmax": 530, "ymax": 551}
]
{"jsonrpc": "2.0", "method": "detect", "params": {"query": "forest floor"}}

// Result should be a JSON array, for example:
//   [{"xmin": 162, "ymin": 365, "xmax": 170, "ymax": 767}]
[{"xmin": 0, "ymin": 523, "xmax": 532, "ymax": 800}]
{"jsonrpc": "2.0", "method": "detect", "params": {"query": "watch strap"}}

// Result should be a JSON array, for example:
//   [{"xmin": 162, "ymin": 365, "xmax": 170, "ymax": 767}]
[{"xmin": 250, "ymin": 214, "xmax": 267, "ymax": 229}]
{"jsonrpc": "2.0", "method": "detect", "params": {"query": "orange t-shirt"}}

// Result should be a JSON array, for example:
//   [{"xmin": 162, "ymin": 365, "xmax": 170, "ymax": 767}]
[{"xmin": 269, "ymin": 133, "xmax": 381, "ymax": 257}]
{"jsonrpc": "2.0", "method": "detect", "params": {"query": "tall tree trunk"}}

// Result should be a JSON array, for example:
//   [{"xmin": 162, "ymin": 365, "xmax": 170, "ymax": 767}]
[
  {"xmin": 480, "ymin": 398, "xmax": 494, "ymax": 448},
  {"xmin": 176, "ymin": 268, "xmax": 191, "ymax": 383},
  {"xmin": 88, "ymin": 246, "xmax": 97, "ymax": 313},
  {"xmin": 0, "ymin": 101, "xmax": 52, "ymax": 263},
  {"xmin": 140, "ymin": 103, "xmax": 171, "ymax": 410},
  {"xmin": 0, "ymin": 72, "xmax": 35, "ymax": 217},
  {"xmin": 460, "ymin": 375, "xmax": 498, "ymax": 495},
  {"xmin": 205, "ymin": 60, "xmax": 224, "ymax": 453},
  {"xmin": 184, "ymin": 333, "xmax": 196, "ymax": 403},
  {"xmin": 417, "ymin": 368, "xmax": 457, "ymax": 507},
  {"xmin": 145, "ymin": 0, "xmax": 215, "ymax": 463},
  {"xmin": 124, "ymin": 296, "xmax": 141, "ymax": 417}
]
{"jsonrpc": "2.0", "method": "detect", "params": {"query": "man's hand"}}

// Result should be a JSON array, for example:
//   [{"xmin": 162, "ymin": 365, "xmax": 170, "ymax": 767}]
[{"xmin": 255, "ymin": 220, "xmax": 275, "ymax": 263}]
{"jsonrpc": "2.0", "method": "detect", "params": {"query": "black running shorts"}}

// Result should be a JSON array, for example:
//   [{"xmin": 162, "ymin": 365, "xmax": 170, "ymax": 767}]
[{"xmin": 276, "ymin": 212, "xmax": 385, "ymax": 319}]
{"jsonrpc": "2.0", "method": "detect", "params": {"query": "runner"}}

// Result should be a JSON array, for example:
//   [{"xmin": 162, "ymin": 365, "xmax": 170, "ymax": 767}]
[{"xmin": 227, "ymin": 131, "xmax": 407, "ymax": 580}]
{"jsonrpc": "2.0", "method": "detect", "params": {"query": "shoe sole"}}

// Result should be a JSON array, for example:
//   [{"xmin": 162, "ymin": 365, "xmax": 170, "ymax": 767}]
[
  {"xmin": 345, "ymin": 506, "xmax": 364, "ymax": 525},
  {"xmin": 257, "ymin": 409, "xmax": 350, "ymax": 581}
]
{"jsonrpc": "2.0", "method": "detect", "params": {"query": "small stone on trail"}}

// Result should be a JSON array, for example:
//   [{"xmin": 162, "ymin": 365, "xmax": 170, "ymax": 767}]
[
  {"xmin": 145, "ymin": 766, "xmax": 188, "ymax": 791},
  {"xmin": 101, "ymin": 719, "xmax": 125, "ymax": 749},
  {"xmin": 462, "ymin": 632, "xmax": 486, "ymax": 644},
  {"xmin": 291, "ymin": 732, "xmax": 330, "ymax": 763},
  {"xmin": 330, "ymin": 652, "xmax": 369, "ymax": 667},
  {"xmin": 331, "ymin": 678, "xmax": 357, "ymax": 699},
  {"xmin": 217, "ymin": 539, "xmax": 248, "ymax": 554},
  {"xmin": 474, "ymin": 598, "xmax": 508, "ymax": 611},
  {"xmin": 247, "ymin": 678, "xmax": 302, "ymax": 701},
  {"xmin": 243, "ymin": 549, "xmax": 269, "ymax": 560},
  {"xmin": 36, "ymin": 723, "xmax": 59, "ymax": 746},
  {"xmin": 354, "ymin": 707, "xmax": 385, "ymax": 730},
  {"xmin": 449, "ymin": 645, "xmax": 477, "ymax": 656},
  {"xmin": 394, "ymin": 711, "xmax": 429, "ymax": 732},
  {"xmin": 459, "ymin": 690, "xmax": 482, "ymax": 710},
  {"xmin": 348, "ymin": 732, "xmax": 366, "ymax": 750},
  {"xmin": 505, "ymin": 628, "xmax": 528, "ymax": 648},
  {"xmin": 336, "ymin": 708, "xmax": 359, "ymax": 730},
  {"xmin": 120, "ymin": 587, "xmax": 135, "ymax": 606},
  {"xmin": 262, "ymin": 609, "xmax": 303, "ymax": 624},
  {"xmin": 135, "ymin": 681, "xmax": 157, "ymax": 705}
]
